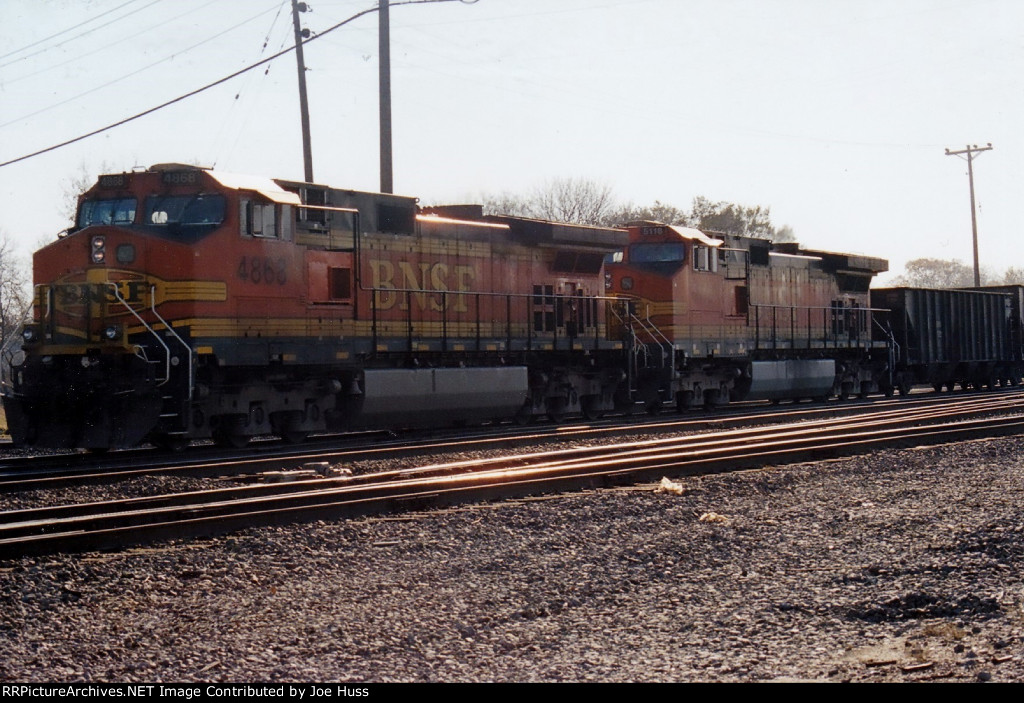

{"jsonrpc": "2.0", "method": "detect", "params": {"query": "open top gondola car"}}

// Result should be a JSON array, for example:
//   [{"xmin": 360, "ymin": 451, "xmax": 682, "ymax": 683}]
[{"xmin": 871, "ymin": 286, "xmax": 1023, "ymax": 393}]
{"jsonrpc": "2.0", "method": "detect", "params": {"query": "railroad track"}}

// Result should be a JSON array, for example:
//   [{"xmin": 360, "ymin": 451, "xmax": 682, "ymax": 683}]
[
  {"xmin": 0, "ymin": 389, "xmax": 991, "ymax": 493},
  {"xmin": 1, "ymin": 389, "xmax": 1022, "ymax": 557}
]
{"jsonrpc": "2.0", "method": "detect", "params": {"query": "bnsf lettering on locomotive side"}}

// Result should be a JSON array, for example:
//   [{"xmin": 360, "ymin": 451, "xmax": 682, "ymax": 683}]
[
  {"xmin": 370, "ymin": 259, "xmax": 475, "ymax": 312},
  {"xmin": 237, "ymin": 257, "xmax": 287, "ymax": 285}
]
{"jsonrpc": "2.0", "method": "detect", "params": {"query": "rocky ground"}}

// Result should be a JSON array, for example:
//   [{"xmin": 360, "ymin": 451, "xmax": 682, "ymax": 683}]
[{"xmin": 1, "ymin": 434, "xmax": 1023, "ymax": 682}]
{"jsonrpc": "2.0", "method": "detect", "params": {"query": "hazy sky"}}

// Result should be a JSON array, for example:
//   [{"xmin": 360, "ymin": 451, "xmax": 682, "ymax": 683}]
[{"xmin": 1, "ymin": 0, "xmax": 1021, "ymax": 282}]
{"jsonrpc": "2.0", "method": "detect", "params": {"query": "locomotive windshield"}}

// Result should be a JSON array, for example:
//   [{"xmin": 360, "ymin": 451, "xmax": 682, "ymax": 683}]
[
  {"xmin": 143, "ymin": 194, "xmax": 225, "ymax": 240},
  {"xmin": 629, "ymin": 242, "xmax": 686, "ymax": 263},
  {"xmin": 77, "ymin": 198, "xmax": 137, "ymax": 228}
]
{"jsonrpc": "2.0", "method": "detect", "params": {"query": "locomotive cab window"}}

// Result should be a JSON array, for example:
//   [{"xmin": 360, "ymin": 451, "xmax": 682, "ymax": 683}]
[
  {"xmin": 298, "ymin": 187, "xmax": 328, "ymax": 229},
  {"xmin": 143, "ymin": 194, "xmax": 225, "ymax": 241},
  {"xmin": 629, "ymin": 242, "xmax": 686, "ymax": 264},
  {"xmin": 240, "ymin": 200, "xmax": 293, "ymax": 240},
  {"xmin": 693, "ymin": 245, "xmax": 718, "ymax": 272},
  {"xmin": 628, "ymin": 242, "xmax": 687, "ymax": 274},
  {"xmin": 78, "ymin": 198, "xmax": 137, "ymax": 228}
]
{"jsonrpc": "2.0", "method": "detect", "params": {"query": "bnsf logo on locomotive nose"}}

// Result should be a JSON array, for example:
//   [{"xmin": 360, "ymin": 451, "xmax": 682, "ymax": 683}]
[{"xmin": 51, "ymin": 280, "xmax": 150, "ymax": 317}]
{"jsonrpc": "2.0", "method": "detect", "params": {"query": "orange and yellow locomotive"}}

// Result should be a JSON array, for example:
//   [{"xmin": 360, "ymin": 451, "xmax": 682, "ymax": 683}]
[
  {"xmin": 5, "ymin": 164, "xmax": 629, "ymax": 449},
  {"xmin": 4, "ymin": 163, "xmax": 896, "ymax": 450}
]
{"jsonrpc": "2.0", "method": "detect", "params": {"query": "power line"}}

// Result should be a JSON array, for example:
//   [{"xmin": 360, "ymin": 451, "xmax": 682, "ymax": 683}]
[
  {"xmin": 0, "ymin": 0, "xmax": 472, "ymax": 170},
  {"xmin": 0, "ymin": 0, "xmax": 161, "ymax": 69},
  {"xmin": 211, "ymin": 1, "xmax": 293, "ymax": 169},
  {"xmin": 0, "ymin": 6, "xmax": 280, "ymax": 130},
  {"xmin": 2, "ymin": 0, "xmax": 224, "ymax": 88},
  {"xmin": 0, "ymin": 0, "xmax": 142, "ymax": 60}
]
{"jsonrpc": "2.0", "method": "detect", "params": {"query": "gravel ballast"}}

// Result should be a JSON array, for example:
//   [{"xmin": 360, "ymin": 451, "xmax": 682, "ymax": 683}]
[{"xmin": 2, "ymin": 435, "xmax": 1023, "ymax": 682}]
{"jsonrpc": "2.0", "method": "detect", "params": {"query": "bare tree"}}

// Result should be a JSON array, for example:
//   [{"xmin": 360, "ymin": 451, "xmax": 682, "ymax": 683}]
[
  {"xmin": 605, "ymin": 200, "xmax": 690, "ymax": 227},
  {"xmin": 894, "ymin": 258, "xmax": 995, "ymax": 288},
  {"xmin": 480, "ymin": 191, "xmax": 534, "ymax": 219},
  {"xmin": 58, "ymin": 160, "xmax": 117, "ymax": 231},
  {"xmin": 477, "ymin": 180, "xmax": 794, "ymax": 242},
  {"xmin": 528, "ymin": 177, "xmax": 616, "ymax": 225},
  {"xmin": 773, "ymin": 224, "xmax": 797, "ymax": 243},
  {"xmin": 1002, "ymin": 266, "xmax": 1024, "ymax": 285},
  {"xmin": 480, "ymin": 177, "xmax": 616, "ymax": 225},
  {"xmin": 0, "ymin": 230, "xmax": 30, "ymax": 352},
  {"xmin": 690, "ymin": 196, "xmax": 777, "ymax": 238},
  {"xmin": 60, "ymin": 162, "xmax": 95, "ymax": 225}
]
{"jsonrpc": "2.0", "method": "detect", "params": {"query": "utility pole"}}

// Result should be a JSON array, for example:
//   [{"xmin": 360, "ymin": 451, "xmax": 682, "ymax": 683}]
[
  {"xmin": 292, "ymin": 0, "xmax": 314, "ymax": 183},
  {"xmin": 945, "ymin": 143, "xmax": 992, "ymax": 287},
  {"xmin": 379, "ymin": 0, "xmax": 393, "ymax": 193}
]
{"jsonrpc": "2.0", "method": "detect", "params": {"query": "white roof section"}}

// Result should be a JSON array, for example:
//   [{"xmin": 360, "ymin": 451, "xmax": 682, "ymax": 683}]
[
  {"xmin": 667, "ymin": 225, "xmax": 723, "ymax": 248},
  {"xmin": 206, "ymin": 171, "xmax": 302, "ymax": 206}
]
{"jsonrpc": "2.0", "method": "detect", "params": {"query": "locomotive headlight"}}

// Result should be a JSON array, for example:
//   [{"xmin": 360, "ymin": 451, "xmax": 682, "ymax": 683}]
[
  {"xmin": 116, "ymin": 243, "xmax": 136, "ymax": 264},
  {"xmin": 21, "ymin": 326, "xmax": 38, "ymax": 344},
  {"xmin": 91, "ymin": 236, "xmax": 106, "ymax": 264},
  {"xmin": 103, "ymin": 324, "xmax": 122, "ymax": 341}
]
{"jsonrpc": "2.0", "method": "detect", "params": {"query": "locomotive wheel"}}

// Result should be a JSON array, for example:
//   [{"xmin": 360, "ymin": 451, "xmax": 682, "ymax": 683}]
[
  {"xmin": 898, "ymin": 379, "xmax": 913, "ymax": 396},
  {"xmin": 282, "ymin": 431, "xmax": 308, "ymax": 444},
  {"xmin": 546, "ymin": 398, "xmax": 567, "ymax": 423},
  {"xmin": 675, "ymin": 390, "xmax": 695, "ymax": 413},
  {"xmin": 882, "ymin": 384, "xmax": 895, "ymax": 398},
  {"xmin": 514, "ymin": 402, "xmax": 533, "ymax": 425},
  {"xmin": 703, "ymin": 388, "xmax": 721, "ymax": 409},
  {"xmin": 580, "ymin": 395, "xmax": 603, "ymax": 421},
  {"xmin": 645, "ymin": 398, "xmax": 663, "ymax": 415}
]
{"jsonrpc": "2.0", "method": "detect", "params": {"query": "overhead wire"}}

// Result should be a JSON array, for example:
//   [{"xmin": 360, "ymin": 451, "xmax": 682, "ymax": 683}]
[
  {"xmin": 0, "ymin": 6, "xmax": 282, "ymax": 130},
  {"xmin": 2, "ymin": 0, "xmax": 223, "ymax": 88},
  {"xmin": 0, "ymin": 0, "xmax": 162, "ymax": 69},
  {"xmin": 0, "ymin": 0, "xmax": 142, "ymax": 60},
  {"xmin": 210, "ymin": 0, "xmax": 293, "ymax": 169},
  {"xmin": 0, "ymin": 0, "xmax": 468, "ymax": 169}
]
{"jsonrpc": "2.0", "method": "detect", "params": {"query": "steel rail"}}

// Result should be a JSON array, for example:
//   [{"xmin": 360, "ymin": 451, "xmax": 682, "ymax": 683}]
[
  {"xmin": 3, "ymin": 390, "xmax": 1019, "ymax": 526},
  {"xmin": 2, "ymin": 388, "xmax": 1020, "ymax": 493},
  {"xmin": 1, "ymin": 395, "xmax": 1022, "ymax": 557}
]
